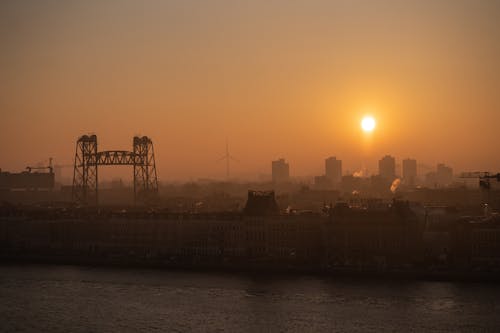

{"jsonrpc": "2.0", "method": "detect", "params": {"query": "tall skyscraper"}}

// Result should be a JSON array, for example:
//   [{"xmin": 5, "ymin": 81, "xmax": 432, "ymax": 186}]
[
  {"xmin": 272, "ymin": 158, "xmax": 290, "ymax": 183},
  {"xmin": 379, "ymin": 155, "xmax": 396, "ymax": 180},
  {"xmin": 402, "ymin": 158, "xmax": 417, "ymax": 186},
  {"xmin": 325, "ymin": 156, "xmax": 342, "ymax": 185}
]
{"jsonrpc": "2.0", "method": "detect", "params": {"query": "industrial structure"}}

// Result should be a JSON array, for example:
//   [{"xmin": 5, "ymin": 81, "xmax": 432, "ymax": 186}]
[{"xmin": 72, "ymin": 135, "xmax": 158, "ymax": 206}]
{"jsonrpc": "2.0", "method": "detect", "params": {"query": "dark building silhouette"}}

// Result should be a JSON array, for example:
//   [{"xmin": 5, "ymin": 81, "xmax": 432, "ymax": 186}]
[
  {"xmin": 379, "ymin": 155, "xmax": 396, "ymax": 180},
  {"xmin": 4, "ymin": 198, "xmax": 500, "ymax": 273},
  {"xmin": 0, "ymin": 169, "xmax": 54, "ymax": 190},
  {"xmin": 325, "ymin": 156, "xmax": 342, "ymax": 187},
  {"xmin": 402, "ymin": 158, "xmax": 417, "ymax": 186},
  {"xmin": 243, "ymin": 190, "xmax": 279, "ymax": 215},
  {"xmin": 272, "ymin": 158, "xmax": 290, "ymax": 183},
  {"xmin": 324, "ymin": 200, "xmax": 421, "ymax": 267},
  {"xmin": 453, "ymin": 215, "xmax": 500, "ymax": 268}
]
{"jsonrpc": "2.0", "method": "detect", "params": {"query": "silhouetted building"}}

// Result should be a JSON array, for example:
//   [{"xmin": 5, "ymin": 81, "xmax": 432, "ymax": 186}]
[
  {"xmin": 325, "ymin": 156, "xmax": 342, "ymax": 186},
  {"xmin": 437, "ymin": 163, "xmax": 453, "ymax": 187},
  {"xmin": 402, "ymin": 158, "xmax": 417, "ymax": 186},
  {"xmin": 272, "ymin": 158, "xmax": 290, "ymax": 183},
  {"xmin": 453, "ymin": 214, "xmax": 500, "ymax": 268},
  {"xmin": 0, "ymin": 169, "xmax": 54, "ymax": 190},
  {"xmin": 379, "ymin": 155, "xmax": 396, "ymax": 180},
  {"xmin": 324, "ymin": 200, "xmax": 421, "ymax": 267},
  {"xmin": 244, "ymin": 190, "xmax": 279, "ymax": 215}
]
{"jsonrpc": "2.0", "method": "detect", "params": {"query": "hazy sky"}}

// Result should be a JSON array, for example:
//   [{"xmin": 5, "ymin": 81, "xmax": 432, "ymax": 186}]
[{"xmin": 1, "ymin": 0, "xmax": 499, "ymax": 181}]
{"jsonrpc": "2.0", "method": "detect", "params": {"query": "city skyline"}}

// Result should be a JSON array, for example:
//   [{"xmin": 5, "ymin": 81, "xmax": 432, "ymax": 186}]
[
  {"xmin": 51, "ymin": 148, "xmax": 480, "ymax": 186},
  {"xmin": 1, "ymin": 1, "xmax": 500, "ymax": 181},
  {"xmin": 4, "ymin": 138, "xmax": 494, "ymax": 184}
]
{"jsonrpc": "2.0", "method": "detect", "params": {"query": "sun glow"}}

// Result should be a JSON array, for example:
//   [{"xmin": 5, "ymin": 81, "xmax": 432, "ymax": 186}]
[{"xmin": 361, "ymin": 116, "xmax": 376, "ymax": 132}]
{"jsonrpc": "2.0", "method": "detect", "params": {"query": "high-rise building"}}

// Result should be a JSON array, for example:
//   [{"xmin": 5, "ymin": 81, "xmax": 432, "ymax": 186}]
[
  {"xmin": 436, "ymin": 163, "xmax": 453, "ymax": 186},
  {"xmin": 325, "ymin": 156, "xmax": 342, "ymax": 185},
  {"xmin": 379, "ymin": 155, "xmax": 396, "ymax": 180},
  {"xmin": 272, "ymin": 158, "xmax": 290, "ymax": 183},
  {"xmin": 402, "ymin": 158, "xmax": 417, "ymax": 186}
]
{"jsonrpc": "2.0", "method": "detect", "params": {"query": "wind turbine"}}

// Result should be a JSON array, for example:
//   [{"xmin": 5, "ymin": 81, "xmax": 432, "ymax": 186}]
[{"xmin": 218, "ymin": 139, "xmax": 238, "ymax": 179}]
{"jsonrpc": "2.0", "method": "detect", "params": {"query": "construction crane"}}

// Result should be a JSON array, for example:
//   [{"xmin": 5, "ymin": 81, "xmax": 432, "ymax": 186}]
[
  {"xmin": 26, "ymin": 158, "xmax": 53, "ymax": 174},
  {"xmin": 26, "ymin": 157, "xmax": 53, "ymax": 173},
  {"xmin": 26, "ymin": 157, "xmax": 73, "ymax": 179},
  {"xmin": 25, "ymin": 166, "xmax": 53, "ymax": 173},
  {"xmin": 460, "ymin": 172, "xmax": 500, "ymax": 190},
  {"xmin": 460, "ymin": 172, "xmax": 500, "ymax": 210}
]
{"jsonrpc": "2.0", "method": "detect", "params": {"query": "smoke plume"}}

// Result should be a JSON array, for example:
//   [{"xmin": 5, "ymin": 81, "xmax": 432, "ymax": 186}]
[{"xmin": 390, "ymin": 178, "xmax": 401, "ymax": 194}]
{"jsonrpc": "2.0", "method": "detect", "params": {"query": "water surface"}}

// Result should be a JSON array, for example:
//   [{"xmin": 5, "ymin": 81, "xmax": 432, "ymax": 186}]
[{"xmin": 1, "ymin": 264, "xmax": 500, "ymax": 332}]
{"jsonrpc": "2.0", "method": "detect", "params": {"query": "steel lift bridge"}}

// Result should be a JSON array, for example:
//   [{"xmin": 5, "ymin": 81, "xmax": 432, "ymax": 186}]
[{"xmin": 72, "ymin": 135, "xmax": 158, "ymax": 206}]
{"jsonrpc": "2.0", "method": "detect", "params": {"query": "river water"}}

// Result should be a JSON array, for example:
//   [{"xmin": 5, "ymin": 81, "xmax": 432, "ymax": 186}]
[{"xmin": 1, "ymin": 264, "xmax": 500, "ymax": 332}]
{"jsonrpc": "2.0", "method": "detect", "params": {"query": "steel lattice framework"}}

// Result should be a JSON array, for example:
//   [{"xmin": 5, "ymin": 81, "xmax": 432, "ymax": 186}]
[{"xmin": 72, "ymin": 135, "xmax": 158, "ymax": 206}]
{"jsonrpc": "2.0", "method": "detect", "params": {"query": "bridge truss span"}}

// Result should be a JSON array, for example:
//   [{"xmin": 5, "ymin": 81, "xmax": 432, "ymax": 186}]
[{"xmin": 95, "ymin": 150, "xmax": 138, "ymax": 165}]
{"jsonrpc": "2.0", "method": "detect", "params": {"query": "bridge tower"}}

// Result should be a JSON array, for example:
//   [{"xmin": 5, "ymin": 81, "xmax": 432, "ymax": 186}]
[
  {"xmin": 72, "ymin": 135, "xmax": 98, "ymax": 206},
  {"xmin": 133, "ymin": 136, "xmax": 159, "ymax": 204}
]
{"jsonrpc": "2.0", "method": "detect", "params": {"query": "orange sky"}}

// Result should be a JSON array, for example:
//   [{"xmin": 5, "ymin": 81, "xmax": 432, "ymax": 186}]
[{"xmin": 1, "ymin": 1, "xmax": 499, "ymax": 182}]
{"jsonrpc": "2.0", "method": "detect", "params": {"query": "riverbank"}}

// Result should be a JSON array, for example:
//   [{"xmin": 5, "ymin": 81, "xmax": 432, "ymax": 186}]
[{"xmin": 3, "ymin": 253, "xmax": 500, "ymax": 283}]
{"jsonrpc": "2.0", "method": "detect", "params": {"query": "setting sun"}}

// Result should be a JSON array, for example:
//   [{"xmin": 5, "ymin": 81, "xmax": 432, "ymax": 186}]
[{"xmin": 361, "ymin": 116, "xmax": 376, "ymax": 132}]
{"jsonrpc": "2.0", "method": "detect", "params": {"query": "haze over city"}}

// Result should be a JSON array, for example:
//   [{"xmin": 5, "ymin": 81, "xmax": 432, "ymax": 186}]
[
  {"xmin": 1, "ymin": 1, "xmax": 500, "ymax": 181},
  {"xmin": 3, "ymin": 2, "xmax": 500, "ymax": 332}
]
